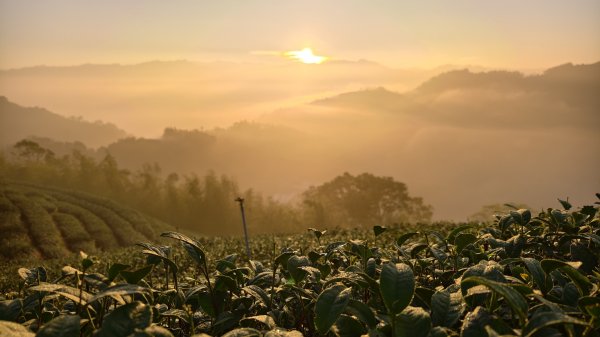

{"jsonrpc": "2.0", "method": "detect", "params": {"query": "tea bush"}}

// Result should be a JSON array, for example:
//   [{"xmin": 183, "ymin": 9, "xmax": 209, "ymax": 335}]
[
  {"xmin": 0, "ymin": 196, "xmax": 598, "ymax": 336},
  {"xmin": 0, "ymin": 182, "xmax": 173, "ymax": 259}
]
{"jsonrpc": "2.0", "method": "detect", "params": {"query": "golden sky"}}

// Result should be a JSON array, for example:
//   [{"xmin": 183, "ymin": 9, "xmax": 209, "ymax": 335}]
[{"xmin": 0, "ymin": 0, "xmax": 599, "ymax": 69}]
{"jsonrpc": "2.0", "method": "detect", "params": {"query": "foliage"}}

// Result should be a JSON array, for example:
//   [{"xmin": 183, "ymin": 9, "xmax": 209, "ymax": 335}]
[
  {"xmin": 0, "ymin": 141, "xmax": 304, "ymax": 235},
  {"xmin": 1, "ymin": 142, "xmax": 435, "ymax": 236},
  {"xmin": 302, "ymin": 172, "xmax": 433, "ymax": 228},
  {"xmin": 468, "ymin": 203, "xmax": 531, "ymax": 223},
  {"xmin": 0, "ymin": 196, "xmax": 597, "ymax": 336},
  {"xmin": 0, "ymin": 182, "xmax": 172, "ymax": 260}
]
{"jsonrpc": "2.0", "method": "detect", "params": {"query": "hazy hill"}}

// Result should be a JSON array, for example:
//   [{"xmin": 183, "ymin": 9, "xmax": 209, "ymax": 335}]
[
  {"xmin": 261, "ymin": 62, "xmax": 600, "ymax": 219},
  {"xmin": 309, "ymin": 62, "xmax": 600, "ymax": 129},
  {"xmin": 1, "ymin": 62, "xmax": 598, "ymax": 221},
  {"xmin": 101, "ymin": 123, "xmax": 317, "ymax": 195},
  {"xmin": 0, "ymin": 97, "xmax": 128, "ymax": 148},
  {"xmin": 0, "ymin": 60, "xmax": 443, "ymax": 136}
]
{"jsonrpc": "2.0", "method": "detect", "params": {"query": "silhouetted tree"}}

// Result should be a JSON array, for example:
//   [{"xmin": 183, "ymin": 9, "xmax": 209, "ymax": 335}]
[{"xmin": 302, "ymin": 172, "xmax": 433, "ymax": 228}]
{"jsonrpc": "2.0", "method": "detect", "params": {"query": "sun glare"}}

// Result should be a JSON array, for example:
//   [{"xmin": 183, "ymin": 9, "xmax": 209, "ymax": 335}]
[{"xmin": 284, "ymin": 48, "xmax": 327, "ymax": 64}]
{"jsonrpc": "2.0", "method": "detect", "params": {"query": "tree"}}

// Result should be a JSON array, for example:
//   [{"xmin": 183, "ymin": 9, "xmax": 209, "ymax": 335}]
[
  {"xmin": 302, "ymin": 172, "xmax": 433, "ymax": 228},
  {"xmin": 12, "ymin": 140, "xmax": 54, "ymax": 162}
]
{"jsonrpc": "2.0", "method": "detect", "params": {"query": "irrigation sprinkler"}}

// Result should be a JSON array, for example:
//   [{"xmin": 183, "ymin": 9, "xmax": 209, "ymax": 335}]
[{"xmin": 235, "ymin": 197, "xmax": 252, "ymax": 260}]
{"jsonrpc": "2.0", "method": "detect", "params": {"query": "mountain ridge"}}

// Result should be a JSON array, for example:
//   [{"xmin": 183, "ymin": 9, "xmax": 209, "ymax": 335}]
[{"xmin": 0, "ymin": 96, "xmax": 128, "ymax": 148}]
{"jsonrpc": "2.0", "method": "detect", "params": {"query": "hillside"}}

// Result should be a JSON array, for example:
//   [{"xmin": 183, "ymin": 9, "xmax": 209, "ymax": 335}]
[
  {"xmin": 0, "ymin": 96, "xmax": 128, "ymax": 148},
  {"xmin": 0, "ymin": 60, "xmax": 441, "ymax": 136},
  {"xmin": 0, "ymin": 181, "xmax": 172, "ymax": 260},
  {"xmin": 307, "ymin": 62, "xmax": 600, "ymax": 129}
]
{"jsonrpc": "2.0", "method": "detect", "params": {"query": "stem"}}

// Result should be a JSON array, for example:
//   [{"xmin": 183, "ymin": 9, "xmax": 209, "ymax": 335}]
[
  {"xmin": 270, "ymin": 265, "xmax": 277, "ymax": 312},
  {"xmin": 201, "ymin": 259, "xmax": 218, "ymax": 317},
  {"xmin": 269, "ymin": 236, "xmax": 277, "ymax": 312},
  {"xmin": 85, "ymin": 307, "xmax": 96, "ymax": 330},
  {"xmin": 77, "ymin": 270, "xmax": 85, "ymax": 315},
  {"xmin": 172, "ymin": 268, "xmax": 179, "ymax": 292},
  {"xmin": 165, "ymin": 263, "xmax": 169, "ymax": 290}
]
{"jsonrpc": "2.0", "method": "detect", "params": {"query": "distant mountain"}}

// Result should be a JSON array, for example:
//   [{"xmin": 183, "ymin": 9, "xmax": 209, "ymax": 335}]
[
  {"xmin": 312, "ymin": 87, "xmax": 406, "ymax": 112},
  {"xmin": 0, "ymin": 97, "xmax": 128, "ymax": 148},
  {"xmin": 306, "ymin": 62, "xmax": 600, "ymax": 129},
  {"xmin": 101, "ymin": 123, "xmax": 312, "ymax": 191},
  {"xmin": 416, "ymin": 62, "xmax": 600, "ymax": 101},
  {"xmin": 1, "ymin": 61, "xmax": 597, "ymax": 222},
  {"xmin": 0, "ymin": 60, "xmax": 444, "ymax": 136}
]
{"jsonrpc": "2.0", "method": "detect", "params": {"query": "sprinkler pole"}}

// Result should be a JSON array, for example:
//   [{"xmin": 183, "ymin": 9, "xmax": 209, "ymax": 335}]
[{"xmin": 235, "ymin": 197, "xmax": 252, "ymax": 260}]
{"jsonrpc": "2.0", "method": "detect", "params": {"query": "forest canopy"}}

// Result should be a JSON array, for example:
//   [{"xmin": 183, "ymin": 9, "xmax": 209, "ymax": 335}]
[{"xmin": 0, "ymin": 140, "xmax": 432, "ymax": 235}]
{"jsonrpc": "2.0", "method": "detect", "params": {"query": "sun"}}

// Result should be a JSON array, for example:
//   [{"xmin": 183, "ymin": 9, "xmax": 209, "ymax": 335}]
[{"xmin": 284, "ymin": 48, "xmax": 328, "ymax": 64}]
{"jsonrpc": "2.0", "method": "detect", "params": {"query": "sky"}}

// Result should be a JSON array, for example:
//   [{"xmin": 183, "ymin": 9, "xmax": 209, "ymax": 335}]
[{"xmin": 1, "ymin": 0, "xmax": 599, "ymax": 70}]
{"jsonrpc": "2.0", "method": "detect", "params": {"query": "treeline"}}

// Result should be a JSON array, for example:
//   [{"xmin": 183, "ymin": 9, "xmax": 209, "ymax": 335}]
[{"xmin": 0, "ymin": 140, "xmax": 433, "ymax": 235}]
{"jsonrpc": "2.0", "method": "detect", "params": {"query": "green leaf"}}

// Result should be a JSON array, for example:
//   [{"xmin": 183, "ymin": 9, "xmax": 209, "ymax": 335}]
[
  {"xmin": 373, "ymin": 225, "xmax": 387, "ymax": 237},
  {"xmin": 308, "ymin": 228, "xmax": 326, "ymax": 240},
  {"xmin": 161, "ymin": 232, "xmax": 206, "ymax": 266},
  {"xmin": 81, "ymin": 258, "xmax": 94, "ymax": 271},
  {"xmin": 108, "ymin": 264, "xmax": 130, "ymax": 282},
  {"xmin": 522, "ymin": 311, "xmax": 588, "ymax": 337},
  {"xmin": 314, "ymin": 284, "xmax": 352, "ymax": 335},
  {"xmin": 558, "ymin": 198, "xmax": 572, "ymax": 210},
  {"xmin": 196, "ymin": 291, "xmax": 216, "ymax": 318},
  {"xmin": 454, "ymin": 233, "xmax": 477, "ymax": 254},
  {"xmin": 431, "ymin": 288, "xmax": 463, "ymax": 328},
  {"xmin": 522, "ymin": 258, "xmax": 549, "ymax": 294},
  {"xmin": 96, "ymin": 301, "xmax": 151, "ymax": 337},
  {"xmin": 0, "ymin": 321, "xmax": 34, "ymax": 337},
  {"xmin": 18, "ymin": 267, "xmax": 47, "ymax": 284},
  {"xmin": 243, "ymin": 285, "xmax": 271, "ymax": 307},
  {"xmin": 133, "ymin": 325, "xmax": 175, "ymax": 337},
  {"xmin": 393, "ymin": 306, "xmax": 432, "ymax": 337},
  {"xmin": 333, "ymin": 314, "xmax": 367, "ymax": 337},
  {"xmin": 274, "ymin": 252, "xmax": 295, "ymax": 269},
  {"xmin": 240, "ymin": 315, "xmax": 276, "ymax": 330},
  {"xmin": 215, "ymin": 275, "xmax": 237, "ymax": 292},
  {"xmin": 36, "ymin": 315, "xmax": 80, "ymax": 337},
  {"xmin": 410, "ymin": 244, "xmax": 429, "ymax": 258},
  {"xmin": 120, "ymin": 265, "xmax": 154, "ymax": 285},
  {"xmin": 0, "ymin": 299, "xmax": 23, "ymax": 321},
  {"xmin": 379, "ymin": 263, "xmax": 415, "ymax": 315},
  {"xmin": 287, "ymin": 255, "xmax": 310, "ymax": 284},
  {"xmin": 263, "ymin": 328, "xmax": 303, "ymax": 337},
  {"xmin": 541, "ymin": 259, "xmax": 592, "ymax": 295},
  {"xmin": 89, "ymin": 284, "xmax": 151, "ymax": 303},
  {"xmin": 28, "ymin": 283, "xmax": 91, "ymax": 305},
  {"xmin": 346, "ymin": 299, "xmax": 378, "ymax": 329},
  {"xmin": 460, "ymin": 260, "xmax": 506, "ymax": 287},
  {"xmin": 161, "ymin": 309, "xmax": 189, "ymax": 323},
  {"xmin": 428, "ymin": 326, "xmax": 449, "ymax": 337},
  {"xmin": 221, "ymin": 328, "xmax": 262, "ymax": 337},
  {"xmin": 459, "ymin": 306, "xmax": 491, "ymax": 337},
  {"xmin": 447, "ymin": 225, "xmax": 474, "ymax": 244},
  {"xmin": 578, "ymin": 296, "xmax": 600, "ymax": 318},
  {"xmin": 460, "ymin": 276, "xmax": 528, "ymax": 324},
  {"xmin": 396, "ymin": 233, "xmax": 419, "ymax": 247}
]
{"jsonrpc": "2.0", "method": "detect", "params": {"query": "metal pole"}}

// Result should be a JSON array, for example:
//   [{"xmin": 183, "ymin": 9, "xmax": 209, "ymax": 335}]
[{"xmin": 235, "ymin": 197, "xmax": 252, "ymax": 260}]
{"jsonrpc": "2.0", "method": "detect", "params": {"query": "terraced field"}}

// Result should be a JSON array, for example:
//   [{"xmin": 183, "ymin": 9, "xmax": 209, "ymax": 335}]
[{"xmin": 0, "ymin": 181, "xmax": 173, "ymax": 260}]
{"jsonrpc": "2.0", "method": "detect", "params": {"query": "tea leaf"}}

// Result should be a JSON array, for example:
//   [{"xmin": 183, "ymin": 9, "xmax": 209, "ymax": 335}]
[{"xmin": 380, "ymin": 262, "xmax": 415, "ymax": 315}]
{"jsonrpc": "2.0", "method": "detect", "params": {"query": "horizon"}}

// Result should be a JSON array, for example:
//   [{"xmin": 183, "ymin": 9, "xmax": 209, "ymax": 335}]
[{"xmin": 1, "ymin": 1, "xmax": 599, "ymax": 70}]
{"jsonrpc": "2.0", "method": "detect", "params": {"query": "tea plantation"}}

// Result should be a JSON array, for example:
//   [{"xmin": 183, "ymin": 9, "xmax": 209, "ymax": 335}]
[
  {"xmin": 0, "ymin": 194, "xmax": 598, "ymax": 337},
  {"xmin": 0, "ymin": 182, "xmax": 172, "ymax": 260}
]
